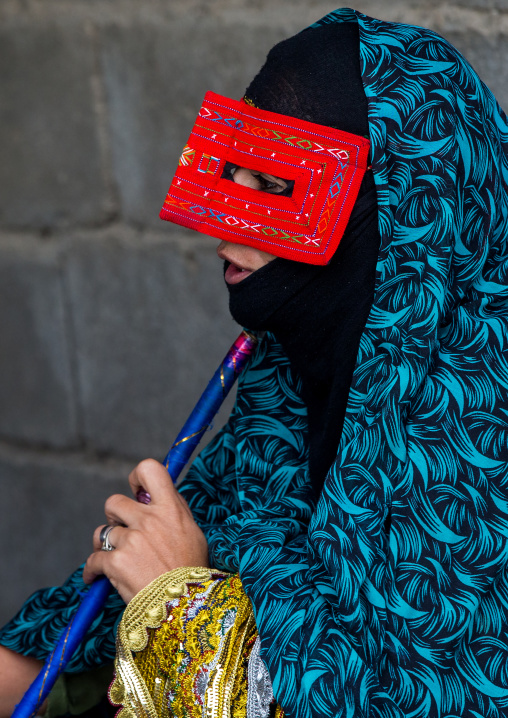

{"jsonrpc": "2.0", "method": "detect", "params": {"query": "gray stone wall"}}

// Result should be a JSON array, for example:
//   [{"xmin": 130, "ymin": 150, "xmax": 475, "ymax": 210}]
[{"xmin": 1, "ymin": 0, "xmax": 507, "ymax": 625}]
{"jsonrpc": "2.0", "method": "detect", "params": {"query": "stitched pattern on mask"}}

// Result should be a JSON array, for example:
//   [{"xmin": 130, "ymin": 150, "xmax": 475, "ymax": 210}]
[
  {"xmin": 179, "ymin": 145, "xmax": 196, "ymax": 167},
  {"xmin": 167, "ymin": 149, "xmax": 350, "ymax": 249},
  {"xmin": 197, "ymin": 154, "xmax": 221, "ymax": 175},
  {"xmin": 160, "ymin": 92, "xmax": 369, "ymax": 265}
]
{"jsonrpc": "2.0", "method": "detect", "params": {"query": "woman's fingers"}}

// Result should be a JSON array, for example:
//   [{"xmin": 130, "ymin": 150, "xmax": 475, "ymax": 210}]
[
  {"xmin": 128, "ymin": 459, "xmax": 193, "ymax": 518},
  {"xmin": 85, "ymin": 525, "xmax": 132, "ymax": 589},
  {"xmin": 83, "ymin": 545, "xmax": 124, "ymax": 589},
  {"xmin": 93, "ymin": 524, "xmax": 127, "ymax": 552},
  {"xmin": 128, "ymin": 458, "xmax": 180, "ymax": 505},
  {"xmin": 83, "ymin": 548, "xmax": 108, "ymax": 586},
  {"xmin": 83, "ymin": 458, "xmax": 209, "ymax": 603},
  {"xmin": 103, "ymin": 493, "xmax": 140, "ymax": 527}
]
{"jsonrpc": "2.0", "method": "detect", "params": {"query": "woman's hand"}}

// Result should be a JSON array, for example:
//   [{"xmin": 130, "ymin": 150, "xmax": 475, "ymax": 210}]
[{"xmin": 83, "ymin": 459, "xmax": 209, "ymax": 603}]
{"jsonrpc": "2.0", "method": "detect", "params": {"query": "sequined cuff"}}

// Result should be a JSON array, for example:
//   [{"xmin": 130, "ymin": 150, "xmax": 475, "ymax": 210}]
[{"xmin": 109, "ymin": 567, "xmax": 283, "ymax": 718}]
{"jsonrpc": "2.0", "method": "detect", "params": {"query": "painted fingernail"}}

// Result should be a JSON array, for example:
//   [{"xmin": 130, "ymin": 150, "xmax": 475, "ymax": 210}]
[{"xmin": 137, "ymin": 489, "xmax": 152, "ymax": 504}]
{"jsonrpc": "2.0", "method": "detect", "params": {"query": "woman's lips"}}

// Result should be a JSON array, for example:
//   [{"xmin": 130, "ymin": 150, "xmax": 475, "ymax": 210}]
[{"xmin": 224, "ymin": 262, "xmax": 253, "ymax": 284}]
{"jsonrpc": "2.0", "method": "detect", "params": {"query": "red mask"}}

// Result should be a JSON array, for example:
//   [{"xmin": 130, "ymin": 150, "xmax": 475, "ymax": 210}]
[{"xmin": 160, "ymin": 92, "xmax": 370, "ymax": 265}]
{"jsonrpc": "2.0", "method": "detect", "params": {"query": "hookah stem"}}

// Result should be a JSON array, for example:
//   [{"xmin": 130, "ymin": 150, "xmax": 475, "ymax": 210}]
[{"xmin": 13, "ymin": 330, "xmax": 259, "ymax": 718}]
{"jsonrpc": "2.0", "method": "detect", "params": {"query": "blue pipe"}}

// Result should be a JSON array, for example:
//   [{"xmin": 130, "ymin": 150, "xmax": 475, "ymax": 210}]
[{"xmin": 13, "ymin": 330, "xmax": 258, "ymax": 718}]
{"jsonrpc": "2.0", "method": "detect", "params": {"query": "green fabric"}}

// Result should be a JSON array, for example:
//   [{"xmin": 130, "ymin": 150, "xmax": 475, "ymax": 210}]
[{"xmin": 44, "ymin": 665, "xmax": 114, "ymax": 718}]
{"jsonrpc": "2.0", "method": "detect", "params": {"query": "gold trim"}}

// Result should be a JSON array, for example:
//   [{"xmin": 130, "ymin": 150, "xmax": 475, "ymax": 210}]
[
  {"xmin": 109, "ymin": 568, "xmax": 282, "ymax": 717},
  {"xmin": 110, "ymin": 567, "xmax": 212, "ymax": 718},
  {"xmin": 170, "ymin": 428, "xmax": 208, "ymax": 451}
]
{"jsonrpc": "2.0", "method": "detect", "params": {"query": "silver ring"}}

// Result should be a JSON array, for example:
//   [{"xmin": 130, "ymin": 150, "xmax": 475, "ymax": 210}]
[{"xmin": 100, "ymin": 524, "xmax": 116, "ymax": 552}]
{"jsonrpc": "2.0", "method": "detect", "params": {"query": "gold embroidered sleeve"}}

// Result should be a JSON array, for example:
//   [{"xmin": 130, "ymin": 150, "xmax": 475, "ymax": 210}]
[{"xmin": 108, "ymin": 567, "xmax": 282, "ymax": 718}]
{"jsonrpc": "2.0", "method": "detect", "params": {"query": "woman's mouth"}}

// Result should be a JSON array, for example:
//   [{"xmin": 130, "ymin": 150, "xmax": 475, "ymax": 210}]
[{"xmin": 224, "ymin": 262, "xmax": 253, "ymax": 284}]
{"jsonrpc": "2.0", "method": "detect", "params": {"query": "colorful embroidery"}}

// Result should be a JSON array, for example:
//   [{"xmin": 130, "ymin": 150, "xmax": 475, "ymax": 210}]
[
  {"xmin": 160, "ymin": 92, "xmax": 369, "ymax": 265},
  {"xmin": 197, "ymin": 154, "xmax": 220, "ymax": 175},
  {"xmin": 200, "ymin": 105, "xmax": 351, "ymax": 158},
  {"xmin": 163, "ymin": 195, "xmax": 308, "ymax": 245},
  {"xmin": 179, "ymin": 145, "xmax": 196, "ymax": 167},
  {"xmin": 242, "ymin": 96, "xmax": 257, "ymax": 108},
  {"xmin": 110, "ymin": 568, "xmax": 283, "ymax": 718}
]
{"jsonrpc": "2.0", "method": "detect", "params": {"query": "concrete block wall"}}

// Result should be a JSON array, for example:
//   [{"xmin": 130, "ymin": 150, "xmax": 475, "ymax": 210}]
[{"xmin": 1, "ymin": 0, "xmax": 507, "ymax": 624}]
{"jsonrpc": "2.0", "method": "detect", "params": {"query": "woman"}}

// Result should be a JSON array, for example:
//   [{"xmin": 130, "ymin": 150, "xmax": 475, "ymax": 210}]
[{"xmin": 2, "ymin": 8, "xmax": 508, "ymax": 717}]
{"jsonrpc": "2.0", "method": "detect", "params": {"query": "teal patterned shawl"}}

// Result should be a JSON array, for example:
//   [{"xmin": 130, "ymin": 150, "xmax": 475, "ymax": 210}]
[
  {"xmin": 185, "ymin": 8, "xmax": 508, "ymax": 716},
  {"xmin": 2, "ymin": 8, "xmax": 508, "ymax": 717}
]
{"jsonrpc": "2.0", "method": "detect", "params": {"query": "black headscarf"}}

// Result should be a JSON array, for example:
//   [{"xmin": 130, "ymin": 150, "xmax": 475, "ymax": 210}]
[{"xmin": 227, "ymin": 23, "xmax": 380, "ymax": 496}]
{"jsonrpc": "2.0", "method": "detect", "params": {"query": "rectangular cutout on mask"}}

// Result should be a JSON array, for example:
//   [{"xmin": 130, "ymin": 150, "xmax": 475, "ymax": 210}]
[{"xmin": 220, "ymin": 162, "xmax": 295, "ymax": 197}]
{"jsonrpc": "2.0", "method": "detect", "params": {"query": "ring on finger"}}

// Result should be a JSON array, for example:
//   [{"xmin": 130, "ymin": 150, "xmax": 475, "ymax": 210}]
[{"xmin": 100, "ymin": 524, "xmax": 116, "ymax": 552}]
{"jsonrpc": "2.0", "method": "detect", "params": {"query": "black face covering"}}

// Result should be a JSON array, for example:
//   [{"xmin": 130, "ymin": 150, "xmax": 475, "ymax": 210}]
[
  {"xmin": 245, "ymin": 23, "xmax": 369, "ymax": 137},
  {"xmin": 227, "ymin": 23, "xmax": 380, "ymax": 496}
]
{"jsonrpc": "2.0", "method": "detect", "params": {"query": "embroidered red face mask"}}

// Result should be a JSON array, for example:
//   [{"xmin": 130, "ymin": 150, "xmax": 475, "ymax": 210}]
[{"xmin": 160, "ymin": 92, "xmax": 370, "ymax": 265}]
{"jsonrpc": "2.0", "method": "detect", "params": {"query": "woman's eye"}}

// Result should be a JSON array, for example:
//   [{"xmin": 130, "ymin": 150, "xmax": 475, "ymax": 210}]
[
  {"xmin": 225, "ymin": 166, "xmax": 291, "ymax": 195},
  {"xmin": 256, "ymin": 174, "xmax": 286, "ymax": 193}
]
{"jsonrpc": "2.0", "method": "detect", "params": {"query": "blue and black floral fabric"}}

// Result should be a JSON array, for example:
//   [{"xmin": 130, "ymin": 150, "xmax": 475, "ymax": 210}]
[{"xmin": 2, "ymin": 8, "xmax": 508, "ymax": 717}]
